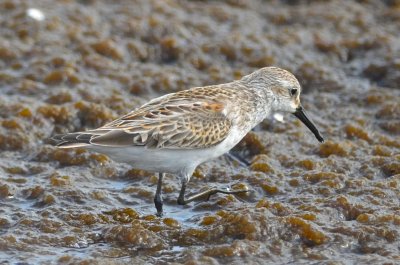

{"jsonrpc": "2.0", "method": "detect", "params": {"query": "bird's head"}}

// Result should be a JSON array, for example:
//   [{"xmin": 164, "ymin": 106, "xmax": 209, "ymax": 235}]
[{"xmin": 241, "ymin": 67, "xmax": 324, "ymax": 143}]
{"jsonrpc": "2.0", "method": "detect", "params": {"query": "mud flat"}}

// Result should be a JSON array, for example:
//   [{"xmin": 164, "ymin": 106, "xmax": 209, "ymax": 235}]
[{"xmin": 0, "ymin": 0, "xmax": 399, "ymax": 264}]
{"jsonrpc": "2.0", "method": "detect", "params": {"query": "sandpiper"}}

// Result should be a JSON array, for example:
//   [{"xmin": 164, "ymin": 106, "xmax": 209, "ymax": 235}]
[{"xmin": 51, "ymin": 67, "xmax": 324, "ymax": 215}]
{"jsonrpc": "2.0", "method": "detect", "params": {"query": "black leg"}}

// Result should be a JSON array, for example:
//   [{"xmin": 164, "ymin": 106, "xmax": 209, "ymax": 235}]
[
  {"xmin": 177, "ymin": 180, "xmax": 248, "ymax": 205},
  {"xmin": 177, "ymin": 180, "xmax": 187, "ymax": 205},
  {"xmin": 154, "ymin": 173, "xmax": 164, "ymax": 216},
  {"xmin": 225, "ymin": 151, "xmax": 250, "ymax": 167}
]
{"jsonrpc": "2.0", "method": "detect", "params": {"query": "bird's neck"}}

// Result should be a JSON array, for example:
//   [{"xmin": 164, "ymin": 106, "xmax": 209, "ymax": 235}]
[{"xmin": 239, "ymin": 81, "xmax": 276, "ymax": 128}]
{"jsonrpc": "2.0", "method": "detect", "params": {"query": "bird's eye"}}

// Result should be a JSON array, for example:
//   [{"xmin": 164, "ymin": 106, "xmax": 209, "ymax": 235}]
[{"xmin": 290, "ymin": 88, "xmax": 297, "ymax": 96}]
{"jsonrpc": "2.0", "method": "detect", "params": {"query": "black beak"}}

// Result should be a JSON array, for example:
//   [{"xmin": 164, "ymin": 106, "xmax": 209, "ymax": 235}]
[{"xmin": 293, "ymin": 105, "xmax": 324, "ymax": 143}]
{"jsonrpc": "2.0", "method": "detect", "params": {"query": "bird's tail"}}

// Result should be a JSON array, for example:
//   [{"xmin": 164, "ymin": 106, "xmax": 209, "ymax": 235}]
[{"xmin": 48, "ymin": 132, "xmax": 93, "ymax": 148}]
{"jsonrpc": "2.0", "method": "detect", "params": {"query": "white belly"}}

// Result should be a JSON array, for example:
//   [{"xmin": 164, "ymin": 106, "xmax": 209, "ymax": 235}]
[{"xmin": 87, "ymin": 126, "xmax": 246, "ymax": 175}]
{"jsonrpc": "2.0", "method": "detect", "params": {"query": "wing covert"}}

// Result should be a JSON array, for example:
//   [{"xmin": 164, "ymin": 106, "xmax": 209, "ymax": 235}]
[{"xmin": 90, "ymin": 99, "xmax": 232, "ymax": 149}]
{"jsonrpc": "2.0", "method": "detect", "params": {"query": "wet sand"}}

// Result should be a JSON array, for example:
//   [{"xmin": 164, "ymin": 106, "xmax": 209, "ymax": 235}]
[{"xmin": 0, "ymin": 0, "xmax": 399, "ymax": 264}]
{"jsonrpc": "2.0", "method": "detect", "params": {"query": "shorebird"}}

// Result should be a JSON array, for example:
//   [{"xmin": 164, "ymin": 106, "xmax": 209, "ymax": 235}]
[{"xmin": 50, "ymin": 67, "xmax": 324, "ymax": 216}]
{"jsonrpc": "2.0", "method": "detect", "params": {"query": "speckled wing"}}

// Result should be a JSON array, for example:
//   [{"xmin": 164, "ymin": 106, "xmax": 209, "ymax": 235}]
[{"xmin": 89, "ymin": 93, "xmax": 232, "ymax": 149}]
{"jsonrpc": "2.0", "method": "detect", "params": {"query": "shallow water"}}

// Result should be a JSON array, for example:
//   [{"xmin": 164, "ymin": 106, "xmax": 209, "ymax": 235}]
[{"xmin": 0, "ymin": 0, "xmax": 399, "ymax": 264}]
